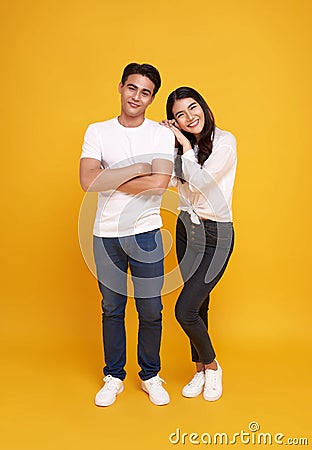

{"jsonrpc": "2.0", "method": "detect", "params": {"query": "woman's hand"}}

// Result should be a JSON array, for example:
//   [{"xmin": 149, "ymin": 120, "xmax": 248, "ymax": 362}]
[{"xmin": 160, "ymin": 120, "xmax": 192, "ymax": 153}]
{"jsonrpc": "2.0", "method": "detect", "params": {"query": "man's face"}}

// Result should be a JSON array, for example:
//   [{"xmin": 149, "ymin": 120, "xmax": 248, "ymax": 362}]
[{"xmin": 118, "ymin": 74, "xmax": 155, "ymax": 118}]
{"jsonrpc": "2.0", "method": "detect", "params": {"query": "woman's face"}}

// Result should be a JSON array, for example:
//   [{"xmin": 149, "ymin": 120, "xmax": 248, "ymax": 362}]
[{"xmin": 171, "ymin": 97, "xmax": 205, "ymax": 138}]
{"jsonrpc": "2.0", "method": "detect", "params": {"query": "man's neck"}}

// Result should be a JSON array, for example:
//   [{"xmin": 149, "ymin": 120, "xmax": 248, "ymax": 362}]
[{"xmin": 118, "ymin": 113, "xmax": 145, "ymax": 128}]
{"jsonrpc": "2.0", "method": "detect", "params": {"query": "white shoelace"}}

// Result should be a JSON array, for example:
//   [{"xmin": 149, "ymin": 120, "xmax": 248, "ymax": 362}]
[
  {"xmin": 205, "ymin": 371, "xmax": 217, "ymax": 390},
  {"xmin": 147, "ymin": 376, "xmax": 166, "ymax": 387},
  {"xmin": 104, "ymin": 375, "xmax": 121, "ymax": 390},
  {"xmin": 188, "ymin": 372, "xmax": 204, "ymax": 387}
]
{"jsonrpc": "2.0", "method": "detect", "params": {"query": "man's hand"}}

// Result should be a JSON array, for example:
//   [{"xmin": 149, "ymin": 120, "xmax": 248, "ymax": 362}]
[
  {"xmin": 117, "ymin": 158, "xmax": 173, "ymax": 196},
  {"xmin": 80, "ymin": 158, "xmax": 152, "ymax": 192},
  {"xmin": 133, "ymin": 162, "xmax": 152, "ymax": 177}
]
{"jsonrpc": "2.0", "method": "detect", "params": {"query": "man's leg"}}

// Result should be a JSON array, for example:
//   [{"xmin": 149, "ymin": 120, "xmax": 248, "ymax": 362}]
[
  {"xmin": 127, "ymin": 229, "xmax": 164, "ymax": 381},
  {"xmin": 127, "ymin": 229, "xmax": 170, "ymax": 405},
  {"xmin": 93, "ymin": 236, "xmax": 128, "ymax": 381}
]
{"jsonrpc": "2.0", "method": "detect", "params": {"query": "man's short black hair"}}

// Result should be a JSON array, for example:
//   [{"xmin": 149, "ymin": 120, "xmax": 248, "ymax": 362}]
[{"xmin": 121, "ymin": 63, "xmax": 161, "ymax": 96}]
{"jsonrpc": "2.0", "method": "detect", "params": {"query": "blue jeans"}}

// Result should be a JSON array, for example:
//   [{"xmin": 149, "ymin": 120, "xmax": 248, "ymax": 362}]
[
  {"xmin": 175, "ymin": 212, "xmax": 234, "ymax": 364},
  {"xmin": 93, "ymin": 229, "xmax": 164, "ymax": 381}
]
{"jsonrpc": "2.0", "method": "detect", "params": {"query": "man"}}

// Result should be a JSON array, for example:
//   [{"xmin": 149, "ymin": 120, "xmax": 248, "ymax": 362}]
[{"xmin": 80, "ymin": 63, "xmax": 175, "ymax": 407}]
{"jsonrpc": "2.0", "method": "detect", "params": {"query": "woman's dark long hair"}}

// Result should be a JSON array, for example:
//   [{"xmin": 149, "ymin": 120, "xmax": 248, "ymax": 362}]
[{"xmin": 166, "ymin": 87, "xmax": 215, "ymax": 183}]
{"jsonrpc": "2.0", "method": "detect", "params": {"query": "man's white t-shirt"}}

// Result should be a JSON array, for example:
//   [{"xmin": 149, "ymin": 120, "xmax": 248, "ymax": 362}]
[{"xmin": 81, "ymin": 117, "xmax": 175, "ymax": 237}]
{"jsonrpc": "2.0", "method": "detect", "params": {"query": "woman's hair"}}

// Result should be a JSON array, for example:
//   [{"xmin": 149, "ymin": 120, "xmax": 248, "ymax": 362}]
[{"xmin": 166, "ymin": 87, "xmax": 215, "ymax": 183}]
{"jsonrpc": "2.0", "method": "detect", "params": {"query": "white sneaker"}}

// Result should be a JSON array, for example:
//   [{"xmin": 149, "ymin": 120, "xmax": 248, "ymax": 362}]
[
  {"xmin": 203, "ymin": 360, "xmax": 222, "ymax": 401},
  {"xmin": 182, "ymin": 371, "xmax": 205, "ymax": 398},
  {"xmin": 142, "ymin": 375, "xmax": 170, "ymax": 405},
  {"xmin": 95, "ymin": 375, "xmax": 124, "ymax": 407}
]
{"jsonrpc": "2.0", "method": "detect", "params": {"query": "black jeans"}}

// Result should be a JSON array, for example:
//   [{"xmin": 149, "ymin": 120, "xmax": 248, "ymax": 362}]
[{"xmin": 175, "ymin": 211, "xmax": 234, "ymax": 364}]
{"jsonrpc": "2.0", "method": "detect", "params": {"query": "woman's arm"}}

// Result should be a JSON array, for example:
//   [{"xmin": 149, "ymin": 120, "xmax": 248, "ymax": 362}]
[
  {"xmin": 182, "ymin": 134, "xmax": 237, "ymax": 192},
  {"xmin": 160, "ymin": 120, "xmax": 192, "ymax": 153}
]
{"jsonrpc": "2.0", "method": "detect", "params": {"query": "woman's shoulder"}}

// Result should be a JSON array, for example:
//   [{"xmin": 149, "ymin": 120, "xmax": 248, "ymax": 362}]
[{"xmin": 214, "ymin": 127, "xmax": 236, "ymax": 149}]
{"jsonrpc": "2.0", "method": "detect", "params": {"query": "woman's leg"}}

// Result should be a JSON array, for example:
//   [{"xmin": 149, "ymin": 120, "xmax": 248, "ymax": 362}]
[
  {"xmin": 175, "ymin": 216, "xmax": 234, "ymax": 365},
  {"xmin": 190, "ymin": 294, "xmax": 209, "ymax": 365},
  {"xmin": 175, "ymin": 250, "xmax": 218, "ymax": 365}
]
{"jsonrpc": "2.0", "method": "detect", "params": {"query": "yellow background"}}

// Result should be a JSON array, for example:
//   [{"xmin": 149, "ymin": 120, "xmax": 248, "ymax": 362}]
[{"xmin": 1, "ymin": 0, "xmax": 311, "ymax": 448}]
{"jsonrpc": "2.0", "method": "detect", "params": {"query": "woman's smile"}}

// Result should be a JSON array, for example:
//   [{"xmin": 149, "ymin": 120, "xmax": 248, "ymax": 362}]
[
  {"xmin": 187, "ymin": 118, "xmax": 200, "ymax": 128},
  {"xmin": 172, "ymin": 97, "xmax": 205, "ymax": 137}
]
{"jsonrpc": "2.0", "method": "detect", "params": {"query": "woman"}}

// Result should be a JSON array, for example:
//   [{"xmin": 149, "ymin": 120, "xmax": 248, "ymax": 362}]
[{"xmin": 162, "ymin": 87, "xmax": 237, "ymax": 401}]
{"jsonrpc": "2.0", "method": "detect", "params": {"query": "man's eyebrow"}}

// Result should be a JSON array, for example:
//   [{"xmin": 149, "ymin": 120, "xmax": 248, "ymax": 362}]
[
  {"xmin": 175, "ymin": 102, "xmax": 197, "ymax": 116},
  {"xmin": 126, "ymin": 83, "xmax": 138, "ymax": 89},
  {"xmin": 126, "ymin": 83, "xmax": 152, "ymax": 95}
]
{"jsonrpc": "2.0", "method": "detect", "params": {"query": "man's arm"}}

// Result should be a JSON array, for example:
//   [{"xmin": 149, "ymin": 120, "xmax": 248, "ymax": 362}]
[
  {"xmin": 79, "ymin": 158, "xmax": 151, "ymax": 192},
  {"xmin": 117, "ymin": 158, "xmax": 173, "ymax": 195}
]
